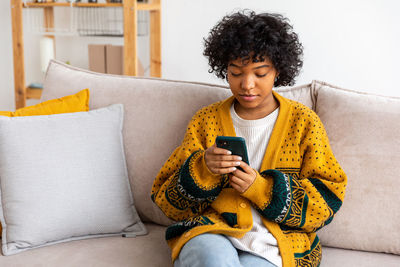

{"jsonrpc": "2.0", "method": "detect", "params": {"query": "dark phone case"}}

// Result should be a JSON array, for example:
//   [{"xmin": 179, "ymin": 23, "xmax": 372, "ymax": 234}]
[{"xmin": 216, "ymin": 136, "xmax": 249, "ymax": 165}]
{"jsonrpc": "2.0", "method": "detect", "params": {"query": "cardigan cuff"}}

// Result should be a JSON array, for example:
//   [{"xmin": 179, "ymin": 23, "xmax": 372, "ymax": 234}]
[
  {"xmin": 241, "ymin": 171, "xmax": 274, "ymax": 206},
  {"xmin": 177, "ymin": 150, "xmax": 224, "ymax": 201},
  {"xmin": 199, "ymin": 150, "xmax": 221, "ymax": 178}
]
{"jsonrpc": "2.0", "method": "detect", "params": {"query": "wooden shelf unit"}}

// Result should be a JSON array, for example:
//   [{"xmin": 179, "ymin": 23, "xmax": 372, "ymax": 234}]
[
  {"xmin": 23, "ymin": 2, "xmax": 161, "ymax": 10},
  {"xmin": 10, "ymin": 0, "xmax": 161, "ymax": 109}
]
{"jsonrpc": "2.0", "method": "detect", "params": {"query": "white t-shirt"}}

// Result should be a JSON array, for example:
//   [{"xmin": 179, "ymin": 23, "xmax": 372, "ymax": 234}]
[{"xmin": 227, "ymin": 103, "xmax": 282, "ymax": 267}]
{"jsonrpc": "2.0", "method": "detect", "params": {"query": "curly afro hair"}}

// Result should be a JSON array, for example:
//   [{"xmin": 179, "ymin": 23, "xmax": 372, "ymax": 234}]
[{"xmin": 203, "ymin": 10, "xmax": 303, "ymax": 87}]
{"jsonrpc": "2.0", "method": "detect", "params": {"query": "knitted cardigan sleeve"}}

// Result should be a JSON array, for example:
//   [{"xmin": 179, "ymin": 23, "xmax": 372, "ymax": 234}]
[
  {"xmin": 242, "ymin": 111, "xmax": 347, "ymax": 233},
  {"xmin": 151, "ymin": 107, "xmax": 227, "ymax": 222}
]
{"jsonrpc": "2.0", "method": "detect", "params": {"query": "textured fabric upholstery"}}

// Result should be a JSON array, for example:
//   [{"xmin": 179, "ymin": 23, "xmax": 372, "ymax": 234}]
[
  {"xmin": 0, "ymin": 224, "xmax": 398, "ymax": 266},
  {"xmin": 312, "ymin": 81, "xmax": 400, "ymax": 254},
  {"xmin": 24, "ymin": 60, "xmax": 399, "ymax": 265},
  {"xmin": 0, "ymin": 104, "xmax": 146, "ymax": 255},
  {"xmin": 40, "ymin": 60, "xmax": 231, "ymax": 226}
]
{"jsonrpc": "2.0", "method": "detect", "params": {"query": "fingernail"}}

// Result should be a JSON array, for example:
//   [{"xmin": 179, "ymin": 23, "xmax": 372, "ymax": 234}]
[
  {"xmin": 227, "ymin": 151, "xmax": 232, "ymax": 155},
  {"xmin": 235, "ymin": 162, "xmax": 241, "ymax": 166},
  {"xmin": 231, "ymin": 167, "xmax": 237, "ymax": 171},
  {"xmin": 237, "ymin": 156, "xmax": 242, "ymax": 161}
]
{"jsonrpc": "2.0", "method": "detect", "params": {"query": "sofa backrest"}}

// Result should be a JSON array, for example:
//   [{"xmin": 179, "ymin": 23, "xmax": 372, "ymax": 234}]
[
  {"xmin": 42, "ymin": 60, "xmax": 400, "ymax": 256},
  {"xmin": 41, "ymin": 61, "xmax": 316, "ymax": 225},
  {"xmin": 42, "ymin": 61, "xmax": 231, "ymax": 226},
  {"xmin": 310, "ymin": 81, "xmax": 400, "ymax": 255}
]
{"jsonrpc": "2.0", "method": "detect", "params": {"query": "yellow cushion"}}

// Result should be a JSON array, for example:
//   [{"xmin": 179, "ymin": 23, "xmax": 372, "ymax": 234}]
[
  {"xmin": 0, "ymin": 88, "xmax": 90, "ymax": 235},
  {"xmin": 0, "ymin": 89, "xmax": 90, "ymax": 117}
]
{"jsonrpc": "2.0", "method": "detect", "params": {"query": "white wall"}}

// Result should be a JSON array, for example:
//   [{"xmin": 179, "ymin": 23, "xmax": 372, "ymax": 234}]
[
  {"xmin": 162, "ymin": 0, "xmax": 400, "ymax": 97},
  {"xmin": 1, "ymin": 0, "xmax": 15, "ymax": 111},
  {"xmin": 1, "ymin": 0, "xmax": 400, "ymax": 110}
]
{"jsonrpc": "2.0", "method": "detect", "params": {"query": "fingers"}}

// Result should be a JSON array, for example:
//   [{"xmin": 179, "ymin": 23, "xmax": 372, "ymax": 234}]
[
  {"xmin": 206, "ymin": 146, "xmax": 242, "ymax": 162},
  {"xmin": 230, "ymin": 175, "xmax": 247, "ymax": 187},
  {"xmin": 229, "ymin": 174, "xmax": 251, "ymax": 193},
  {"xmin": 207, "ymin": 153, "xmax": 242, "ymax": 162},
  {"xmin": 205, "ymin": 143, "xmax": 243, "ymax": 175},
  {"xmin": 211, "ymin": 143, "xmax": 231, "ymax": 155},
  {"xmin": 207, "ymin": 160, "xmax": 241, "ymax": 174},
  {"xmin": 236, "ymin": 161, "xmax": 254, "ymax": 175},
  {"xmin": 211, "ymin": 166, "xmax": 238, "ymax": 175},
  {"xmin": 208, "ymin": 143, "xmax": 237, "ymax": 158},
  {"xmin": 209, "ymin": 160, "xmax": 241, "ymax": 169},
  {"xmin": 229, "ymin": 163, "xmax": 257, "ymax": 193},
  {"xmin": 230, "ymin": 181, "xmax": 245, "ymax": 193}
]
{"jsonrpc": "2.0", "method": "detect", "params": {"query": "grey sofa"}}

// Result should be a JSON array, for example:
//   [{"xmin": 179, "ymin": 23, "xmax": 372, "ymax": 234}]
[{"xmin": 1, "ymin": 60, "xmax": 399, "ymax": 266}]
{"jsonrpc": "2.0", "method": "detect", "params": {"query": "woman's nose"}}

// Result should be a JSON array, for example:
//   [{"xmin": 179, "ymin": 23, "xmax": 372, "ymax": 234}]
[{"xmin": 241, "ymin": 75, "xmax": 255, "ymax": 90}]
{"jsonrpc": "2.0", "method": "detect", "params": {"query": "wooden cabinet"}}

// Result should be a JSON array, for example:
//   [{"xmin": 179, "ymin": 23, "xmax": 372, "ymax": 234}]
[{"xmin": 10, "ymin": 0, "xmax": 161, "ymax": 108}]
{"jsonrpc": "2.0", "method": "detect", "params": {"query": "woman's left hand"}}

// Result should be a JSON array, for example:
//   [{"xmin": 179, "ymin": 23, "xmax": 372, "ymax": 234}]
[{"xmin": 229, "ymin": 161, "xmax": 257, "ymax": 193}]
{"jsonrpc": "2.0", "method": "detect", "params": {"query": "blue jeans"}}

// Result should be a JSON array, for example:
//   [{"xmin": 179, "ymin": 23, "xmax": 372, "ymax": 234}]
[{"xmin": 174, "ymin": 233, "xmax": 277, "ymax": 267}]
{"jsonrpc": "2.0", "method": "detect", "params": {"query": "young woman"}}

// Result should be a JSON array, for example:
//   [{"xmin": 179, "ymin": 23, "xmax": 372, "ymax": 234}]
[{"xmin": 151, "ymin": 10, "xmax": 347, "ymax": 267}]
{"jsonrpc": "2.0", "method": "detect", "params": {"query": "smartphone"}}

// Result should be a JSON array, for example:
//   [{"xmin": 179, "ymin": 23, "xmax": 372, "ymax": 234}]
[{"xmin": 215, "ymin": 136, "xmax": 249, "ymax": 166}]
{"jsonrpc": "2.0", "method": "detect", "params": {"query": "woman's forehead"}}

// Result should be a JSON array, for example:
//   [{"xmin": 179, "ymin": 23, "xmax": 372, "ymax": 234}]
[{"xmin": 229, "ymin": 55, "xmax": 273, "ymax": 67}]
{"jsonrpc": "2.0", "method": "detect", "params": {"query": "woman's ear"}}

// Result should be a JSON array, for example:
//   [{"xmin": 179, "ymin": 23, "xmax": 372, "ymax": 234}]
[{"xmin": 274, "ymin": 72, "xmax": 280, "ymax": 83}]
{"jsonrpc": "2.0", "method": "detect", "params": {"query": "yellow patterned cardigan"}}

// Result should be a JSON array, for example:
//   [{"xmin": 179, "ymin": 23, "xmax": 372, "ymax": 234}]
[{"xmin": 151, "ymin": 91, "xmax": 347, "ymax": 267}]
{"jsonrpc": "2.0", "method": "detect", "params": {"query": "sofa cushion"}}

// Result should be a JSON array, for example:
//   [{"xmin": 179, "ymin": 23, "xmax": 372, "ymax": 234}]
[
  {"xmin": 313, "ymin": 81, "xmax": 400, "ymax": 255},
  {"xmin": 321, "ymin": 247, "xmax": 400, "ymax": 267},
  {"xmin": 0, "ymin": 104, "xmax": 146, "ymax": 255},
  {"xmin": 0, "ymin": 223, "xmax": 398, "ymax": 266},
  {"xmin": 0, "ymin": 224, "xmax": 171, "ymax": 266},
  {"xmin": 41, "ymin": 60, "xmax": 233, "ymax": 226}
]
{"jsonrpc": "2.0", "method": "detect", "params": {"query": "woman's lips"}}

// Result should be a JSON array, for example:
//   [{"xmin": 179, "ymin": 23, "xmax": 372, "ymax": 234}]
[{"xmin": 240, "ymin": 95, "xmax": 257, "ymax": 101}]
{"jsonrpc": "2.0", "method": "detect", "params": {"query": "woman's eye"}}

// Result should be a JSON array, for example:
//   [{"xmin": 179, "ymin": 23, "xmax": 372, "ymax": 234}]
[
  {"xmin": 230, "ymin": 72, "xmax": 241, "ymax": 77},
  {"xmin": 256, "ymin": 73, "xmax": 267, "ymax": 78}
]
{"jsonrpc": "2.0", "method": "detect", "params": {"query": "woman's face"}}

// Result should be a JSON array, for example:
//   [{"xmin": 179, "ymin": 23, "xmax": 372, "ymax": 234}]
[{"xmin": 227, "ymin": 56, "xmax": 279, "ymax": 120}]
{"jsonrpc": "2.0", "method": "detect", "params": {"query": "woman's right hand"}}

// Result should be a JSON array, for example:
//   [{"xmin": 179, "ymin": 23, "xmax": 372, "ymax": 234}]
[{"xmin": 204, "ymin": 143, "xmax": 242, "ymax": 175}]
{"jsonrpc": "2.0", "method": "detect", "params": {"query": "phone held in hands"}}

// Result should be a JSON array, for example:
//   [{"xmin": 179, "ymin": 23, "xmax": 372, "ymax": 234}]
[{"xmin": 216, "ymin": 136, "xmax": 249, "ymax": 166}]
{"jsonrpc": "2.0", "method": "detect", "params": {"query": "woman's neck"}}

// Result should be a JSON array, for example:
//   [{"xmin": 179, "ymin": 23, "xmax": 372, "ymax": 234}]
[{"xmin": 233, "ymin": 97, "xmax": 279, "ymax": 120}]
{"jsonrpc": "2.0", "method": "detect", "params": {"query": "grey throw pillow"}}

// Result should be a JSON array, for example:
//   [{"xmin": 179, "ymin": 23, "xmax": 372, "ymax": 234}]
[{"xmin": 0, "ymin": 104, "xmax": 147, "ymax": 256}]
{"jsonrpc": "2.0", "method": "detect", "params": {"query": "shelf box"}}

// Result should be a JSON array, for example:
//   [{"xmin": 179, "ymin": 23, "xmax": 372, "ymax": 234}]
[
  {"xmin": 88, "ymin": 44, "xmax": 144, "ymax": 76},
  {"xmin": 88, "ymin": 44, "xmax": 107, "ymax": 73},
  {"xmin": 106, "ymin": 45, "xmax": 123, "ymax": 75}
]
